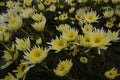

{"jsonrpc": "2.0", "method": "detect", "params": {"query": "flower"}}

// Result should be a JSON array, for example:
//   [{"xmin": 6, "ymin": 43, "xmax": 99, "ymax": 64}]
[
  {"xmin": 103, "ymin": 9, "xmax": 114, "ymax": 18},
  {"xmin": 13, "ymin": 60, "xmax": 30, "ymax": 79},
  {"xmin": 21, "ymin": 8, "xmax": 34, "ymax": 19},
  {"xmin": 59, "ymin": 13, "xmax": 68, "ymax": 21},
  {"xmin": 38, "ymin": 2, "xmax": 45, "ymax": 11},
  {"xmin": 105, "ymin": 21, "xmax": 114, "ymax": 28},
  {"xmin": 0, "ymin": 24, "xmax": 7, "ymax": 35},
  {"xmin": 80, "ymin": 56, "xmax": 88, "ymax": 64},
  {"xmin": 32, "ymin": 13, "xmax": 46, "ymax": 22},
  {"xmin": 24, "ymin": 46, "xmax": 49, "ymax": 64},
  {"xmin": 1, "ymin": 49, "xmax": 19, "ymax": 69},
  {"xmin": 48, "ymin": 4, "xmax": 56, "ymax": 12},
  {"xmin": 36, "ymin": 37, "xmax": 42, "ymax": 45},
  {"xmin": 15, "ymin": 37, "xmax": 31, "ymax": 51},
  {"xmin": 7, "ymin": 16, "xmax": 22, "ymax": 32},
  {"xmin": 23, "ymin": 0, "xmax": 33, "ymax": 6},
  {"xmin": 6, "ymin": 1, "xmax": 15, "ymax": 8},
  {"xmin": 56, "ymin": 24, "xmax": 70, "ymax": 33},
  {"xmin": 62, "ymin": 28, "xmax": 78, "ymax": 41},
  {"xmin": 54, "ymin": 59, "xmax": 73, "ymax": 77},
  {"xmin": 104, "ymin": 68, "xmax": 120, "ymax": 79},
  {"xmin": 84, "ymin": 10, "xmax": 100, "ymax": 23},
  {"xmin": 2, "ymin": 73, "xmax": 17, "ymax": 80},
  {"xmin": 81, "ymin": 23, "xmax": 93, "ymax": 34},
  {"xmin": 0, "ymin": 32, "xmax": 11, "ymax": 42},
  {"xmin": 49, "ymin": 37, "xmax": 67, "ymax": 52}
]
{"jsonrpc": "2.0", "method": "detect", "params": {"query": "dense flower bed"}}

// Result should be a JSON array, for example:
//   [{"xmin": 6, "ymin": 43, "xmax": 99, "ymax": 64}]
[{"xmin": 0, "ymin": 0, "xmax": 120, "ymax": 80}]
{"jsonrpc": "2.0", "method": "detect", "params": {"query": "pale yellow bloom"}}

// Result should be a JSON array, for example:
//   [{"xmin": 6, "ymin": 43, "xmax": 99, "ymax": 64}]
[
  {"xmin": 56, "ymin": 24, "xmax": 70, "ymax": 33},
  {"xmin": 0, "ymin": 32, "xmax": 11, "ymax": 42},
  {"xmin": 103, "ymin": 9, "xmax": 114, "ymax": 18},
  {"xmin": 2, "ymin": 73, "xmax": 17, "ymax": 80},
  {"xmin": 7, "ymin": 16, "xmax": 22, "ymax": 32},
  {"xmin": 32, "ymin": 13, "xmax": 45, "ymax": 21},
  {"xmin": 115, "ymin": 5, "xmax": 120, "ymax": 16},
  {"xmin": 0, "ymin": 24, "xmax": 7, "ymax": 35},
  {"xmin": 79, "ymin": 34, "xmax": 92, "ymax": 47},
  {"xmin": 23, "ymin": 0, "xmax": 33, "ymax": 6},
  {"xmin": 32, "ymin": 21, "xmax": 46, "ymax": 32},
  {"xmin": 15, "ymin": 37, "xmax": 31, "ymax": 51},
  {"xmin": 69, "ymin": 7, "xmax": 75, "ymax": 13},
  {"xmin": 75, "ymin": 8, "xmax": 85, "ymax": 21},
  {"xmin": 21, "ymin": 8, "xmax": 34, "ymax": 18},
  {"xmin": 84, "ymin": 10, "xmax": 100, "ymax": 23},
  {"xmin": 38, "ymin": 2, "xmax": 45, "ymax": 10},
  {"xmin": 13, "ymin": 60, "xmax": 29, "ymax": 79},
  {"xmin": 59, "ymin": 13, "xmax": 68, "ymax": 21},
  {"xmin": 62, "ymin": 28, "xmax": 78, "ymax": 41},
  {"xmin": 104, "ymin": 68, "xmax": 120, "ymax": 79},
  {"xmin": 36, "ymin": 37, "xmax": 42, "ymax": 45},
  {"xmin": 54, "ymin": 59, "xmax": 73, "ymax": 77},
  {"xmin": 81, "ymin": 23, "xmax": 93, "ymax": 34},
  {"xmin": 80, "ymin": 56, "xmax": 88, "ymax": 64},
  {"xmin": 1, "ymin": 49, "xmax": 19, "ymax": 69},
  {"xmin": 49, "ymin": 37, "xmax": 67, "ymax": 52},
  {"xmin": 105, "ymin": 21, "xmax": 114, "ymax": 28},
  {"xmin": 6, "ymin": 1, "xmax": 15, "ymax": 8},
  {"xmin": 48, "ymin": 4, "xmax": 56, "ymax": 12},
  {"xmin": 24, "ymin": 46, "xmax": 49, "ymax": 64}
]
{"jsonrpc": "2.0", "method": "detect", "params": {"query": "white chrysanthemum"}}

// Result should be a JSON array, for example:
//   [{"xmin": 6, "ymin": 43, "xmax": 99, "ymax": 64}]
[
  {"xmin": 24, "ymin": 46, "xmax": 49, "ymax": 64},
  {"xmin": 54, "ymin": 59, "xmax": 73, "ymax": 77},
  {"xmin": 15, "ymin": 37, "xmax": 31, "ymax": 51}
]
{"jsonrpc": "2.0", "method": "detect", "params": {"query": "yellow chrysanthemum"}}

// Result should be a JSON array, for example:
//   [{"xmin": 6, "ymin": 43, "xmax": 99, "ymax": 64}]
[
  {"xmin": 54, "ymin": 59, "xmax": 73, "ymax": 77},
  {"xmin": 103, "ymin": 9, "xmax": 114, "ymax": 18},
  {"xmin": 104, "ymin": 68, "xmax": 120, "ymax": 80},
  {"xmin": 0, "ymin": 24, "xmax": 7, "ymax": 35},
  {"xmin": 56, "ymin": 24, "xmax": 70, "ymax": 33},
  {"xmin": 23, "ymin": 0, "xmax": 33, "ymax": 6},
  {"xmin": 79, "ymin": 34, "xmax": 92, "ymax": 47},
  {"xmin": 38, "ymin": 2, "xmax": 45, "ymax": 10},
  {"xmin": 49, "ymin": 37, "xmax": 67, "ymax": 52},
  {"xmin": 36, "ymin": 37, "xmax": 42, "ymax": 45},
  {"xmin": 13, "ymin": 60, "xmax": 30, "ymax": 79},
  {"xmin": 48, "ymin": 4, "xmax": 56, "ymax": 12},
  {"xmin": 21, "ymin": 8, "xmax": 34, "ymax": 19},
  {"xmin": 84, "ymin": 10, "xmax": 100, "ymax": 23},
  {"xmin": 91, "ymin": 29, "xmax": 110, "ymax": 49},
  {"xmin": 6, "ymin": 1, "xmax": 15, "ymax": 8},
  {"xmin": 80, "ymin": 56, "xmax": 88, "ymax": 64},
  {"xmin": 0, "ymin": 32, "xmax": 11, "ymax": 42},
  {"xmin": 1, "ymin": 49, "xmax": 19, "ymax": 69},
  {"xmin": 15, "ymin": 37, "xmax": 31, "ymax": 51},
  {"xmin": 62, "ymin": 28, "xmax": 78, "ymax": 41},
  {"xmin": 106, "ymin": 30, "xmax": 120, "ymax": 41},
  {"xmin": 7, "ymin": 16, "xmax": 22, "ymax": 32},
  {"xmin": 75, "ymin": 8, "xmax": 85, "ymax": 21},
  {"xmin": 59, "ymin": 13, "xmax": 68, "ymax": 21},
  {"xmin": 81, "ymin": 24, "xmax": 93, "ymax": 34},
  {"xmin": 24, "ymin": 46, "xmax": 49, "ymax": 64},
  {"xmin": 2, "ymin": 73, "xmax": 17, "ymax": 80},
  {"xmin": 105, "ymin": 21, "xmax": 114, "ymax": 28}
]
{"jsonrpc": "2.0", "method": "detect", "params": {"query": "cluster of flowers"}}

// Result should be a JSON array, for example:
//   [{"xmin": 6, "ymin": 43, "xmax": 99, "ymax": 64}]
[{"xmin": 0, "ymin": 0, "xmax": 120, "ymax": 80}]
